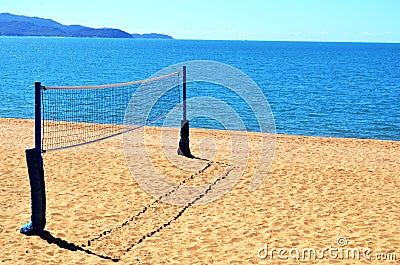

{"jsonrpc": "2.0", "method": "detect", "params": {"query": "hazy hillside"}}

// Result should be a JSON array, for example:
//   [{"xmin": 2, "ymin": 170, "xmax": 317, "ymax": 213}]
[{"xmin": 0, "ymin": 13, "xmax": 173, "ymax": 39}]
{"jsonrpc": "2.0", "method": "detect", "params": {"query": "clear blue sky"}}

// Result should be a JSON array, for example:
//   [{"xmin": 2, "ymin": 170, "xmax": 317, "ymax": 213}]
[{"xmin": 1, "ymin": 0, "xmax": 399, "ymax": 42}]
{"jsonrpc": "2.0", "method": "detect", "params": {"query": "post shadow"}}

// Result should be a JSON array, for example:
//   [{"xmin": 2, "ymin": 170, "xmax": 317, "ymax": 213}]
[{"xmin": 36, "ymin": 230, "xmax": 119, "ymax": 262}]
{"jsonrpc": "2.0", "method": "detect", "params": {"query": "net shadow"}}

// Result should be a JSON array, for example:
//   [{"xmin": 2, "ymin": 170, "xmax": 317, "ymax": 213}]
[{"xmin": 38, "ymin": 230, "xmax": 120, "ymax": 262}]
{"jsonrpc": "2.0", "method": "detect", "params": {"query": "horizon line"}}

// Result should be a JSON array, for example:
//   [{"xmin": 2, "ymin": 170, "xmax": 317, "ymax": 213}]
[{"xmin": 1, "ymin": 35, "xmax": 399, "ymax": 44}]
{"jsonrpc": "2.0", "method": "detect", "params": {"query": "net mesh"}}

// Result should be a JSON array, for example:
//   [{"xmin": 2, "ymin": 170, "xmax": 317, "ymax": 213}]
[{"xmin": 41, "ymin": 71, "xmax": 180, "ymax": 152}]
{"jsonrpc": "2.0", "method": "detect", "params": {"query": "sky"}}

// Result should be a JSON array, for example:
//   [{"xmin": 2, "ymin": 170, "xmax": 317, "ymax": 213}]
[{"xmin": 0, "ymin": 0, "xmax": 399, "ymax": 42}]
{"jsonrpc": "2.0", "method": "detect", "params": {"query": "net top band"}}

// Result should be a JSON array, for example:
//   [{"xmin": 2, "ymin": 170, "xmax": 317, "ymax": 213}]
[{"xmin": 42, "ymin": 70, "xmax": 180, "ymax": 90}]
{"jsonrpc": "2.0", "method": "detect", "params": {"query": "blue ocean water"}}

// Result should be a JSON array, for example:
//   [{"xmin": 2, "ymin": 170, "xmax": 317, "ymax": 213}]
[{"xmin": 0, "ymin": 37, "xmax": 399, "ymax": 140}]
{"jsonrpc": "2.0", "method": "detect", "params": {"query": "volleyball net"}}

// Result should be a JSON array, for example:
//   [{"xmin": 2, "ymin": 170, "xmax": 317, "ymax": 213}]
[
  {"xmin": 41, "ymin": 71, "xmax": 181, "ymax": 152},
  {"xmin": 21, "ymin": 66, "xmax": 193, "ymax": 235}
]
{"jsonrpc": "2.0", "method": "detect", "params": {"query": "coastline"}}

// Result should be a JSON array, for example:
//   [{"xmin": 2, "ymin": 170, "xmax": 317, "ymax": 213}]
[{"xmin": 1, "ymin": 118, "xmax": 399, "ymax": 264}]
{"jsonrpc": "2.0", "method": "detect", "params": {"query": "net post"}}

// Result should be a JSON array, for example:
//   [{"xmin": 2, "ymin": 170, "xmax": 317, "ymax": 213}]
[
  {"xmin": 20, "ymin": 82, "xmax": 46, "ymax": 235},
  {"xmin": 35, "ymin": 82, "xmax": 42, "ymax": 167},
  {"xmin": 178, "ymin": 66, "xmax": 193, "ymax": 158},
  {"xmin": 183, "ymin": 66, "xmax": 187, "ymax": 121}
]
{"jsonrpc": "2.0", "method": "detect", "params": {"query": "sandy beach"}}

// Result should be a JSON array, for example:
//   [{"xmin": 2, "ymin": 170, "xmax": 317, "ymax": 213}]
[{"xmin": 0, "ymin": 118, "xmax": 399, "ymax": 264}]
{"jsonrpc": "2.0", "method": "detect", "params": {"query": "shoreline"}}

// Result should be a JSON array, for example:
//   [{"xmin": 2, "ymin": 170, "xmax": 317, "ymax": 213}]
[{"xmin": 1, "ymin": 117, "xmax": 399, "ymax": 143}]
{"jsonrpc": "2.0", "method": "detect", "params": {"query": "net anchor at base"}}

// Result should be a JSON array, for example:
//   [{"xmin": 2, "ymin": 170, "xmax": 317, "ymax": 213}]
[
  {"xmin": 20, "ymin": 148, "xmax": 46, "ymax": 235},
  {"xmin": 178, "ymin": 120, "xmax": 194, "ymax": 158}
]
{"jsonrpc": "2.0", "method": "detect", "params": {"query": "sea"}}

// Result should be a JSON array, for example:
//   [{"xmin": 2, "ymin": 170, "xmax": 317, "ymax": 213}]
[{"xmin": 0, "ymin": 37, "xmax": 399, "ymax": 141}]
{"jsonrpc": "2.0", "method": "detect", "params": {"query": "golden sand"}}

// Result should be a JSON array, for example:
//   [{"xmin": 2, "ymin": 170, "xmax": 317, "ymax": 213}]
[{"xmin": 0, "ymin": 118, "xmax": 399, "ymax": 264}]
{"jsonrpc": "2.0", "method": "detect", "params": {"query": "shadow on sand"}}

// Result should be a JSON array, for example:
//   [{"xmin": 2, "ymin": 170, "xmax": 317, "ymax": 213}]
[{"xmin": 37, "ymin": 230, "xmax": 119, "ymax": 262}]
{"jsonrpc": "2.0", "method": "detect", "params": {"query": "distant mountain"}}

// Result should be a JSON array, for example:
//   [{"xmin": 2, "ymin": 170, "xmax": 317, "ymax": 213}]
[
  {"xmin": 131, "ymin": 33, "xmax": 173, "ymax": 39},
  {"xmin": 0, "ymin": 13, "xmax": 173, "ymax": 39}
]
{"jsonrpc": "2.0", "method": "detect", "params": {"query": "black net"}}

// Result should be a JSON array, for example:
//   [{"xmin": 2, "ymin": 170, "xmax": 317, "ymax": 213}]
[{"xmin": 41, "ymin": 71, "xmax": 181, "ymax": 152}]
